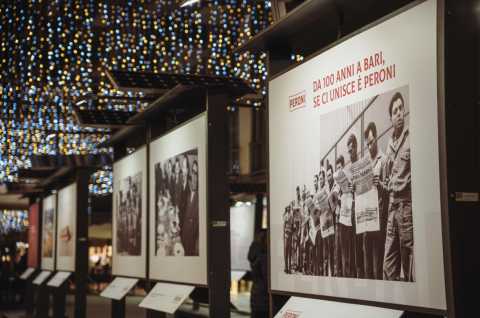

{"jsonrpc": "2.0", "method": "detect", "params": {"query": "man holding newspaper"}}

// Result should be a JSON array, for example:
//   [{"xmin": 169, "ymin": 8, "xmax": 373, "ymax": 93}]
[{"xmin": 282, "ymin": 91, "xmax": 414, "ymax": 282}]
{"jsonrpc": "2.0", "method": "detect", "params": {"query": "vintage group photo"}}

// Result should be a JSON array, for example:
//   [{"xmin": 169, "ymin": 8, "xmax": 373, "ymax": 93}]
[
  {"xmin": 154, "ymin": 148, "xmax": 199, "ymax": 257},
  {"xmin": 42, "ymin": 208, "xmax": 54, "ymax": 258},
  {"xmin": 282, "ymin": 86, "xmax": 415, "ymax": 282},
  {"xmin": 116, "ymin": 173, "xmax": 143, "ymax": 256}
]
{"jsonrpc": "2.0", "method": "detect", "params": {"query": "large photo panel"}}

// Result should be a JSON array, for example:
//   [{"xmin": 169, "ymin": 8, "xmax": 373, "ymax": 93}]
[
  {"xmin": 112, "ymin": 147, "xmax": 147, "ymax": 278},
  {"xmin": 41, "ymin": 194, "xmax": 57, "ymax": 270},
  {"xmin": 149, "ymin": 113, "xmax": 207, "ymax": 285},
  {"xmin": 56, "ymin": 183, "xmax": 77, "ymax": 272},
  {"xmin": 269, "ymin": 0, "xmax": 446, "ymax": 311}
]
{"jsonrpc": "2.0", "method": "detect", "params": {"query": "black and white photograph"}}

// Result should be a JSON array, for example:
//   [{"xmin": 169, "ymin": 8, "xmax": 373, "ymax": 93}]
[
  {"xmin": 149, "ymin": 114, "xmax": 207, "ymax": 285},
  {"xmin": 154, "ymin": 148, "xmax": 199, "ymax": 257},
  {"xmin": 281, "ymin": 86, "xmax": 414, "ymax": 282},
  {"xmin": 112, "ymin": 147, "xmax": 147, "ymax": 278},
  {"xmin": 116, "ymin": 172, "xmax": 143, "ymax": 256}
]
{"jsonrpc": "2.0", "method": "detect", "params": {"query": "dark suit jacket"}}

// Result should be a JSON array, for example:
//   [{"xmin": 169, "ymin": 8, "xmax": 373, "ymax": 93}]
[{"xmin": 181, "ymin": 191, "xmax": 199, "ymax": 256}]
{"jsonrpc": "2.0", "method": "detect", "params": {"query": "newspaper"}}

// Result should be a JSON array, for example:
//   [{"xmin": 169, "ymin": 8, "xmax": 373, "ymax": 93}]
[
  {"xmin": 350, "ymin": 156, "xmax": 374, "ymax": 195},
  {"xmin": 338, "ymin": 192, "xmax": 353, "ymax": 227},
  {"xmin": 316, "ymin": 188, "xmax": 334, "ymax": 238},
  {"xmin": 351, "ymin": 156, "xmax": 380, "ymax": 234},
  {"xmin": 355, "ymin": 189, "xmax": 380, "ymax": 234}
]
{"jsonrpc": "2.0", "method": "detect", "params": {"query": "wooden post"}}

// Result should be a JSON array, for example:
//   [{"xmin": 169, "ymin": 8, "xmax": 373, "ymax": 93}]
[
  {"xmin": 206, "ymin": 91, "xmax": 231, "ymax": 317},
  {"xmin": 75, "ymin": 169, "xmax": 90, "ymax": 318}
]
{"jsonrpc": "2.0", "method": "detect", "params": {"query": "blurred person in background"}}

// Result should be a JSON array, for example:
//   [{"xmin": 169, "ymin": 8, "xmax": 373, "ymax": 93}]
[{"xmin": 248, "ymin": 230, "xmax": 268, "ymax": 318}]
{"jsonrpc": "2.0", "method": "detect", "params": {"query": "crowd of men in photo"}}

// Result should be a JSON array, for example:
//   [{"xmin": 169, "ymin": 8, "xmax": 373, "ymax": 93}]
[
  {"xmin": 154, "ymin": 149, "xmax": 199, "ymax": 257},
  {"xmin": 283, "ymin": 92, "xmax": 414, "ymax": 281},
  {"xmin": 116, "ymin": 174, "xmax": 142, "ymax": 256}
]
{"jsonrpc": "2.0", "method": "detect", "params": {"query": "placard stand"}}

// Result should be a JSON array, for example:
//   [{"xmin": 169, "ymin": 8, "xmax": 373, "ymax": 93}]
[
  {"xmin": 35, "ymin": 283, "xmax": 50, "ymax": 318},
  {"xmin": 24, "ymin": 276, "xmax": 36, "ymax": 318},
  {"xmin": 100, "ymin": 276, "xmax": 139, "ymax": 318},
  {"xmin": 23, "ymin": 269, "xmax": 39, "ymax": 318},
  {"xmin": 234, "ymin": 1, "xmax": 457, "ymax": 318},
  {"xmin": 112, "ymin": 298, "xmax": 126, "ymax": 318},
  {"xmin": 50, "ymin": 279, "xmax": 68, "ymax": 318},
  {"xmin": 32, "ymin": 271, "xmax": 53, "ymax": 318}
]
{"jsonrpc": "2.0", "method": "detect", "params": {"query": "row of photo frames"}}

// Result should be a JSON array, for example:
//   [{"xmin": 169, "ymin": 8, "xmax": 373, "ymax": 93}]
[
  {"xmin": 268, "ymin": 0, "xmax": 447, "ymax": 314},
  {"xmin": 40, "ymin": 183, "xmax": 77, "ymax": 272},
  {"xmin": 112, "ymin": 113, "xmax": 207, "ymax": 286}
]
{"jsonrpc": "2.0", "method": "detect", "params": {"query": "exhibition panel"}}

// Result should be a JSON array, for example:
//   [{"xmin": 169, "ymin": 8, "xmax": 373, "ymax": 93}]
[
  {"xmin": 112, "ymin": 147, "xmax": 148, "ymax": 278},
  {"xmin": 56, "ymin": 183, "xmax": 77, "ymax": 272},
  {"xmin": 41, "ymin": 194, "xmax": 57, "ymax": 271},
  {"xmin": 269, "ymin": 0, "xmax": 447, "ymax": 312},
  {"xmin": 149, "ymin": 113, "xmax": 208, "ymax": 286}
]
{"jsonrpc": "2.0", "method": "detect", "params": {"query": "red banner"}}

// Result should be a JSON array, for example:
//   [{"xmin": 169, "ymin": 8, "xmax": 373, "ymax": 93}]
[{"xmin": 27, "ymin": 203, "xmax": 39, "ymax": 268}]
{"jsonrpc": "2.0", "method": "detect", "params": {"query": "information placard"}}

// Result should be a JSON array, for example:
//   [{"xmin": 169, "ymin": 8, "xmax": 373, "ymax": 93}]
[
  {"xmin": 20, "ymin": 268, "xmax": 36, "ymax": 280},
  {"xmin": 139, "ymin": 282, "xmax": 194, "ymax": 314},
  {"xmin": 32, "ymin": 271, "xmax": 52, "ymax": 285},
  {"xmin": 47, "ymin": 271, "xmax": 71, "ymax": 287},
  {"xmin": 100, "ymin": 277, "xmax": 138, "ymax": 300},
  {"xmin": 274, "ymin": 297, "xmax": 403, "ymax": 318}
]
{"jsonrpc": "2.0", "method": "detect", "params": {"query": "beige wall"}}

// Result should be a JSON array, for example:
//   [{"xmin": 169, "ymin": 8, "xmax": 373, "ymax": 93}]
[{"xmin": 238, "ymin": 108, "xmax": 252, "ymax": 175}]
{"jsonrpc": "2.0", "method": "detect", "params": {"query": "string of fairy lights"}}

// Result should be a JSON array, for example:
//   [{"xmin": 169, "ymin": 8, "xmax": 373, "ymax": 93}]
[
  {"xmin": 0, "ymin": 0, "xmax": 273, "ymax": 196},
  {"xmin": 0, "ymin": 209, "xmax": 28, "ymax": 235}
]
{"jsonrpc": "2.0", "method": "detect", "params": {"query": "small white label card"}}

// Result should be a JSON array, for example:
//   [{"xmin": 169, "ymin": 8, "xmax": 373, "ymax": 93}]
[
  {"xmin": 139, "ymin": 282, "xmax": 195, "ymax": 314},
  {"xmin": 274, "ymin": 297, "xmax": 403, "ymax": 318},
  {"xmin": 32, "ymin": 271, "xmax": 52, "ymax": 285},
  {"xmin": 47, "ymin": 271, "xmax": 71, "ymax": 287},
  {"xmin": 100, "ymin": 277, "xmax": 139, "ymax": 300},
  {"xmin": 20, "ymin": 268, "xmax": 36, "ymax": 280}
]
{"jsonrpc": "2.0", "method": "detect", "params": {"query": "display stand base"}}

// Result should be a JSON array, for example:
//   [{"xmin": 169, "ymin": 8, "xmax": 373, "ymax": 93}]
[
  {"xmin": 111, "ymin": 298, "xmax": 126, "ymax": 318},
  {"xmin": 146, "ymin": 311, "xmax": 166, "ymax": 318},
  {"xmin": 33, "ymin": 284, "xmax": 50, "ymax": 318},
  {"xmin": 51, "ymin": 282, "xmax": 68, "ymax": 318},
  {"xmin": 24, "ymin": 276, "xmax": 36, "ymax": 318}
]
